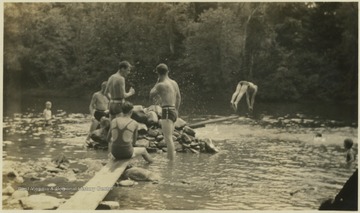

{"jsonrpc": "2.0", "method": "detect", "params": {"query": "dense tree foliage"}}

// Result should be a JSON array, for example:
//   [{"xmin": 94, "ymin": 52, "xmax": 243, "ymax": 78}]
[{"xmin": 4, "ymin": 2, "xmax": 358, "ymax": 103}]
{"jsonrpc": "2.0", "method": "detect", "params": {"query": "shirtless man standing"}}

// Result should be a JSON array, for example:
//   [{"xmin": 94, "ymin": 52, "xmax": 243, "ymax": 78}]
[
  {"xmin": 230, "ymin": 81, "xmax": 258, "ymax": 112},
  {"xmin": 150, "ymin": 63, "xmax": 181, "ymax": 161},
  {"xmin": 86, "ymin": 81, "xmax": 109, "ymax": 142},
  {"xmin": 105, "ymin": 61, "xmax": 135, "ymax": 121}
]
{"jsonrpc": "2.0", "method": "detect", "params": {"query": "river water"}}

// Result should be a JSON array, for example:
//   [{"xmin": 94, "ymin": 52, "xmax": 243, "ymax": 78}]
[{"xmin": 2, "ymin": 96, "xmax": 358, "ymax": 210}]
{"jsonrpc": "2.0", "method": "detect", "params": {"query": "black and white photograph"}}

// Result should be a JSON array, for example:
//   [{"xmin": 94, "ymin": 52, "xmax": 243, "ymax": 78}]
[{"xmin": 2, "ymin": 1, "xmax": 358, "ymax": 210}]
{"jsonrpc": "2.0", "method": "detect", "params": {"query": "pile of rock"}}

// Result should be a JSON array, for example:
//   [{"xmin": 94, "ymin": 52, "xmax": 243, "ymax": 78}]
[
  {"xmin": 2, "ymin": 161, "xmax": 67, "ymax": 210},
  {"xmin": 136, "ymin": 117, "xmax": 219, "ymax": 154},
  {"xmin": 88, "ymin": 105, "xmax": 219, "ymax": 154}
]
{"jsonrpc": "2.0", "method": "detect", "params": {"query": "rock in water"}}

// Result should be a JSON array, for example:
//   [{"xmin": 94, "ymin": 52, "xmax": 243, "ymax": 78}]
[
  {"xmin": 20, "ymin": 195, "xmax": 65, "ymax": 210},
  {"xmin": 137, "ymin": 123, "xmax": 148, "ymax": 135},
  {"xmin": 117, "ymin": 179, "xmax": 137, "ymax": 187},
  {"xmin": 146, "ymin": 105, "xmax": 162, "ymax": 117},
  {"xmin": 131, "ymin": 108, "xmax": 148, "ymax": 124},
  {"xmin": 203, "ymin": 138, "xmax": 219, "ymax": 153},
  {"xmin": 174, "ymin": 118, "xmax": 187, "ymax": 130},
  {"xmin": 146, "ymin": 111, "xmax": 159, "ymax": 126},
  {"xmin": 123, "ymin": 167, "xmax": 159, "ymax": 182},
  {"xmin": 11, "ymin": 190, "xmax": 29, "ymax": 200},
  {"xmin": 183, "ymin": 126, "xmax": 196, "ymax": 137},
  {"xmin": 98, "ymin": 201, "xmax": 120, "ymax": 210},
  {"xmin": 52, "ymin": 153, "xmax": 69, "ymax": 166},
  {"xmin": 180, "ymin": 133, "xmax": 193, "ymax": 144}
]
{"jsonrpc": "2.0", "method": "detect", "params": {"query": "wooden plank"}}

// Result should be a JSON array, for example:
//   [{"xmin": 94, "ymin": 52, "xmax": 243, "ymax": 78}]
[
  {"xmin": 57, "ymin": 159, "xmax": 129, "ymax": 210},
  {"xmin": 189, "ymin": 115, "xmax": 239, "ymax": 129}
]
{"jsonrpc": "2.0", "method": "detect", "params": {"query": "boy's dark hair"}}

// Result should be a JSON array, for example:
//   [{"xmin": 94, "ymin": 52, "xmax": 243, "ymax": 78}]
[
  {"xmin": 156, "ymin": 63, "xmax": 169, "ymax": 75},
  {"xmin": 119, "ymin": 61, "xmax": 131, "ymax": 70},
  {"xmin": 121, "ymin": 101, "xmax": 134, "ymax": 114},
  {"xmin": 344, "ymin": 138, "xmax": 354, "ymax": 149}
]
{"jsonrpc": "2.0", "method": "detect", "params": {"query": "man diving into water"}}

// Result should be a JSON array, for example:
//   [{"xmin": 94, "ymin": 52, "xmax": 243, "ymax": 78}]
[{"xmin": 230, "ymin": 81, "xmax": 258, "ymax": 112}]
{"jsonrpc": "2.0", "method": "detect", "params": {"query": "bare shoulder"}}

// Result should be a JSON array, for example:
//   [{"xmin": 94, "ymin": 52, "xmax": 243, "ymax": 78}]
[
  {"xmin": 109, "ymin": 73, "xmax": 124, "ymax": 81},
  {"xmin": 131, "ymin": 120, "xmax": 139, "ymax": 128},
  {"xmin": 156, "ymin": 81, "xmax": 167, "ymax": 89},
  {"xmin": 92, "ymin": 91, "xmax": 100, "ymax": 99},
  {"xmin": 170, "ymin": 79, "xmax": 179, "ymax": 88},
  {"xmin": 116, "ymin": 74, "xmax": 125, "ymax": 82}
]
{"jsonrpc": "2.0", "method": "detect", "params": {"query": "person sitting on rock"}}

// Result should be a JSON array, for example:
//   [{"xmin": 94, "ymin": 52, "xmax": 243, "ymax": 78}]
[
  {"xmin": 344, "ymin": 138, "xmax": 355, "ymax": 163},
  {"xmin": 107, "ymin": 101, "xmax": 153, "ymax": 163}
]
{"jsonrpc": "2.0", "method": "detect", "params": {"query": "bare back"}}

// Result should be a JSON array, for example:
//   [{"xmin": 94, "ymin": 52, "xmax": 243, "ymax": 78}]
[
  {"xmin": 105, "ymin": 73, "xmax": 125, "ymax": 100},
  {"xmin": 155, "ymin": 78, "xmax": 179, "ymax": 107},
  {"xmin": 150, "ymin": 77, "xmax": 181, "ymax": 110}
]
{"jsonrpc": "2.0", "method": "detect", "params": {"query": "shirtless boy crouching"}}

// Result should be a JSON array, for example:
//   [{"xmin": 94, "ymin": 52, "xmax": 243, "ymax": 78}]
[{"xmin": 86, "ymin": 81, "xmax": 109, "ymax": 143}]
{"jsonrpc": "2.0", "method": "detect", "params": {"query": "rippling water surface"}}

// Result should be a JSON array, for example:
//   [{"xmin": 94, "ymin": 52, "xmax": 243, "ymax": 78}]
[
  {"xmin": 2, "ymin": 97, "xmax": 358, "ymax": 210},
  {"xmin": 105, "ymin": 119, "xmax": 357, "ymax": 210}
]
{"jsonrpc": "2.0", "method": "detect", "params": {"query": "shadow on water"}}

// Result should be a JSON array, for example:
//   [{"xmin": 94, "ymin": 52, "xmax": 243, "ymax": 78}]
[{"xmin": 2, "ymin": 95, "xmax": 358, "ymax": 210}]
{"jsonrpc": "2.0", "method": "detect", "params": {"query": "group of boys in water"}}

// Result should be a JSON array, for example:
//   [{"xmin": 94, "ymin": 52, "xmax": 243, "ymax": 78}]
[
  {"xmin": 52, "ymin": 59, "xmax": 355, "ymax": 165},
  {"xmin": 86, "ymin": 60, "xmax": 258, "ymax": 162}
]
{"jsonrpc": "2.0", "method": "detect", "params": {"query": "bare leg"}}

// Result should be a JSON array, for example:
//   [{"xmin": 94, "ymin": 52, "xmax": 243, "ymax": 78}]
[
  {"xmin": 86, "ymin": 118, "xmax": 99, "ymax": 141},
  {"xmin": 250, "ymin": 86, "xmax": 258, "ymax": 110},
  {"xmin": 161, "ymin": 119, "xmax": 175, "ymax": 161},
  {"xmin": 133, "ymin": 147, "xmax": 153, "ymax": 163},
  {"xmin": 233, "ymin": 85, "xmax": 248, "ymax": 111},
  {"xmin": 230, "ymin": 84, "xmax": 242, "ymax": 111}
]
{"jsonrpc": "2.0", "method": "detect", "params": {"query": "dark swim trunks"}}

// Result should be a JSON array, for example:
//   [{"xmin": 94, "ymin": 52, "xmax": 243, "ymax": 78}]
[
  {"xmin": 94, "ymin": 110, "xmax": 109, "ymax": 122},
  {"xmin": 161, "ymin": 106, "xmax": 178, "ymax": 123},
  {"xmin": 109, "ymin": 100, "xmax": 124, "ymax": 116}
]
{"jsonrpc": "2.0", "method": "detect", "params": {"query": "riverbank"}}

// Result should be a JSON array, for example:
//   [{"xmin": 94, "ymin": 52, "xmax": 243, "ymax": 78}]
[
  {"xmin": 4, "ymin": 89, "xmax": 358, "ymax": 124},
  {"xmin": 6, "ymin": 87, "xmax": 359, "ymax": 105}
]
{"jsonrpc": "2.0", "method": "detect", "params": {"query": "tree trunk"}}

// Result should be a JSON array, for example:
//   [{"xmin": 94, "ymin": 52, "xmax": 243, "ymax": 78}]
[{"xmin": 242, "ymin": 7, "xmax": 258, "ymax": 79}]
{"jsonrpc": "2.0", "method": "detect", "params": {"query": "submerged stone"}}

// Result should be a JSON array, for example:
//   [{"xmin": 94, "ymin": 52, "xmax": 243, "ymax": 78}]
[
  {"xmin": 98, "ymin": 201, "xmax": 120, "ymax": 210},
  {"xmin": 123, "ymin": 167, "xmax": 160, "ymax": 182},
  {"xmin": 203, "ymin": 138, "xmax": 219, "ymax": 153},
  {"xmin": 117, "ymin": 179, "xmax": 137, "ymax": 187}
]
